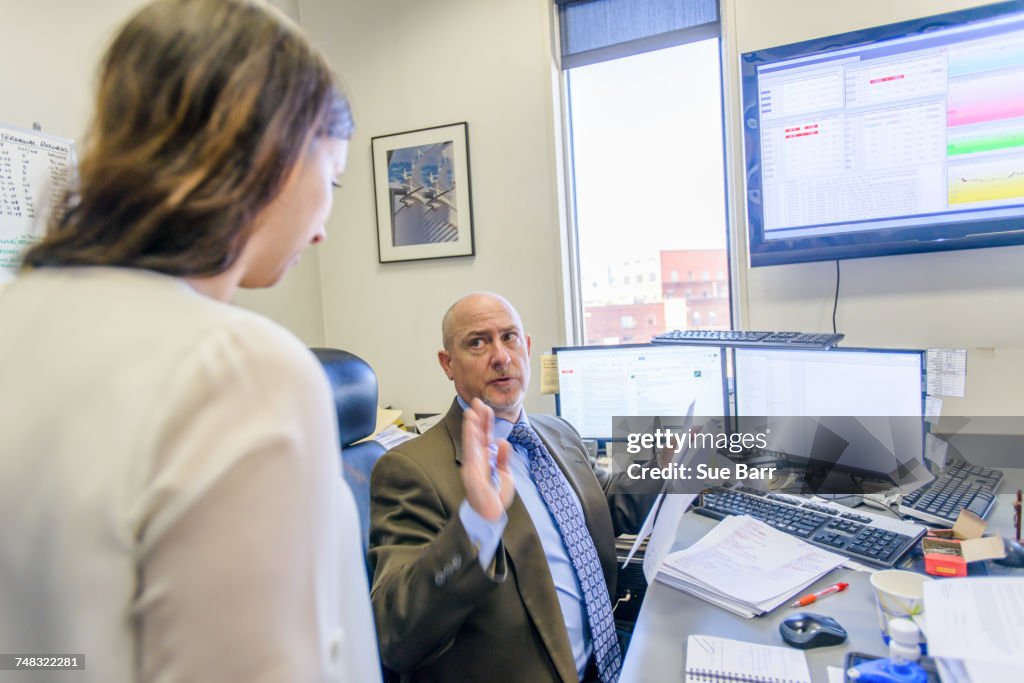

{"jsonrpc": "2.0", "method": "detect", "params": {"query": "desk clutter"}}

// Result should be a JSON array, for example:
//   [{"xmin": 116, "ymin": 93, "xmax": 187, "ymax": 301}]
[
  {"xmin": 673, "ymin": 572, "xmax": 1024, "ymax": 683},
  {"xmin": 654, "ymin": 515, "xmax": 845, "ymax": 618},
  {"xmin": 628, "ymin": 481, "xmax": 1024, "ymax": 682}
]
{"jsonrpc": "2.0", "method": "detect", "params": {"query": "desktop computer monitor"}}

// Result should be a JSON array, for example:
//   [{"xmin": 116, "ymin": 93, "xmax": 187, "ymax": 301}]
[
  {"xmin": 734, "ymin": 347, "xmax": 926, "ymax": 488},
  {"xmin": 553, "ymin": 344, "xmax": 728, "ymax": 447},
  {"xmin": 741, "ymin": 1, "xmax": 1024, "ymax": 265}
]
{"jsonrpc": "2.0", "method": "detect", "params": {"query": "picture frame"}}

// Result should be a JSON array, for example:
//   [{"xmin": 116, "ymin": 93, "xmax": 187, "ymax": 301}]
[{"xmin": 371, "ymin": 122, "xmax": 475, "ymax": 263}]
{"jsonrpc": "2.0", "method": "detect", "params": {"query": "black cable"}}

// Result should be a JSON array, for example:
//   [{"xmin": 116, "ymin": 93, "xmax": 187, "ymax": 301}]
[{"xmin": 832, "ymin": 260, "xmax": 840, "ymax": 334}]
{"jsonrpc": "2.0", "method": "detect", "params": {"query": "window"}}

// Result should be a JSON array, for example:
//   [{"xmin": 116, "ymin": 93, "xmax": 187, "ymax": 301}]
[{"xmin": 559, "ymin": 0, "xmax": 730, "ymax": 345}]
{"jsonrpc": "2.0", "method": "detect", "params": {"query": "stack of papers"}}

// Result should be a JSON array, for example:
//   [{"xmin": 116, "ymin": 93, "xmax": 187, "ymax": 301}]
[
  {"xmin": 923, "ymin": 577, "xmax": 1024, "ymax": 683},
  {"xmin": 655, "ymin": 515, "xmax": 846, "ymax": 618}
]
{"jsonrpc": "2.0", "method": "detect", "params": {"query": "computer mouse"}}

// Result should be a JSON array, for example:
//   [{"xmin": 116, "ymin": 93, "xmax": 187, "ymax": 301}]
[
  {"xmin": 779, "ymin": 612, "xmax": 848, "ymax": 649},
  {"xmin": 993, "ymin": 539, "xmax": 1024, "ymax": 568}
]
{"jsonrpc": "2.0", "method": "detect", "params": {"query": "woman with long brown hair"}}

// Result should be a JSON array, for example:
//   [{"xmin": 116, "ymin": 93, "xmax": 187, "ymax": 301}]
[{"xmin": 0, "ymin": 1, "xmax": 378, "ymax": 680}]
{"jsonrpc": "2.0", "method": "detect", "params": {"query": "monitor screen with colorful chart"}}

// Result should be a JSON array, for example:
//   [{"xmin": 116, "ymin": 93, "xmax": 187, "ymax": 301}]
[{"xmin": 741, "ymin": 1, "xmax": 1024, "ymax": 266}]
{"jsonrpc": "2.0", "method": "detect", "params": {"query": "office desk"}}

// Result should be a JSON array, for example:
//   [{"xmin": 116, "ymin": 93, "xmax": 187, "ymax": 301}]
[{"xmin": 620, "ymin": 492, "xmax": 1020, "ymax": 683}]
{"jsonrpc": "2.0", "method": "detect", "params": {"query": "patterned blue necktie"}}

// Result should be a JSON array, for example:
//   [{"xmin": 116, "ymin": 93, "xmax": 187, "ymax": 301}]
[{"xmin": 508, "ymin": 422, "xmax": 622, "ymax": 683}]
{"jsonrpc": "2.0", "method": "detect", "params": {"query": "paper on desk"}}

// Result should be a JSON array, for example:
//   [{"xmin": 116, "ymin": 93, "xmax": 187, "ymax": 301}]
[
  {"xmin": 636, "ymin": 400, "xmax": 698, "ymax": 580},
  {"xmin": 963, "ymin": 659, "xmax": 1024, "ymax": 682},
  {"xmin": 656, "ymin": 515, "xmax": 845, "ymax": 617},
  {"xmin": 923, "ymin": 577, "xmax": 1024, "ymax": 667},
  {"xmin": 642, "ymin": 492, "xmax": 695, "ymax": 583},
  {"xmin": 935, "ymin": 656, "xmax": 1024, "ymax": 683},
  {"xmin": 622, "ymin": 493, "xmax": 662, "ymax": 568},
  {"xmin": 374, "ymin": 424, "xmax": 418, "ymax": 450},
  {"xmin": 826, "ymin": 666, "xmax": 845, "ymax": 683},
  {"xmin": 414, "ymin": 413, "xmax": 444, "ymax": 434},
  {"xmin": 664, "ymin": 516, "xmax": 846, "ymax": 603}
]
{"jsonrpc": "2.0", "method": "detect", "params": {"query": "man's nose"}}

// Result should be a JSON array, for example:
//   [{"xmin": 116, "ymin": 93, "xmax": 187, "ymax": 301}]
[{"xmin": 490, "ymin": 345, "xmax": 511, "ymax": 368}]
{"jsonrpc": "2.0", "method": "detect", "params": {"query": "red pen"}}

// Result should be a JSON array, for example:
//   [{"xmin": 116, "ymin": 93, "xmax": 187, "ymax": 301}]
[{"xmin": 790, "ymin": 582, "xmax": 849, "ymax": 608}]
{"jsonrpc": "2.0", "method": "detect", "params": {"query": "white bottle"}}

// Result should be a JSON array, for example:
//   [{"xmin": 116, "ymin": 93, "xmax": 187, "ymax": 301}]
[{"xmin": 888, "ymin": 618, "xmax": 922, "ymax": 664}]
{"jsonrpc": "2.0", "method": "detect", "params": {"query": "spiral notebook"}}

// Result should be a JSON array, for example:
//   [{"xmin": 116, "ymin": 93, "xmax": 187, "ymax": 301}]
[{"xmin": 684, "ymin": 635, "xmax": 811, "ymax": 683}]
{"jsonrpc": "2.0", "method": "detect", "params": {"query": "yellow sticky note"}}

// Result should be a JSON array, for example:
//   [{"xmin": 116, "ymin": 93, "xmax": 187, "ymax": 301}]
[{"xmin": 540, "ymin": 354, "xmax": 559, "ymax": 395}]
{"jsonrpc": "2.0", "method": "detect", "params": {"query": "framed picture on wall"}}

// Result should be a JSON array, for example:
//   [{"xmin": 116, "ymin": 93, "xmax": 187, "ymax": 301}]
[{"xmin": 371, "ymin": 122, "xmax": 475, "ymax": 263}]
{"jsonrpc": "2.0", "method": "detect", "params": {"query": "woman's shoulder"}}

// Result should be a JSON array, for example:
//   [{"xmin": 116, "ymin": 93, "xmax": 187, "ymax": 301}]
[{"xmin": 170, "ymin": 291, "xmax": 324, "ymax": 392}]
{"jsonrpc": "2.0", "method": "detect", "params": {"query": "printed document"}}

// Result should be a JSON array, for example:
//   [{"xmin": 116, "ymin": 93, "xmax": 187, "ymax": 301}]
[
  {"xmin": 656, "ymin": 515, "xmax": 845, "ymax": 617},
  {"xmin": 924, "ymin": 577, "xmax": 1024, "ymax": 667}
]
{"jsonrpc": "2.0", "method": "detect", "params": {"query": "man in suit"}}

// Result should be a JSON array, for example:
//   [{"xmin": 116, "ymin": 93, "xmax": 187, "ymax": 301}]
[{"xmin": 369, "ymin": 292, "xmax": 659, "ymax": 682}]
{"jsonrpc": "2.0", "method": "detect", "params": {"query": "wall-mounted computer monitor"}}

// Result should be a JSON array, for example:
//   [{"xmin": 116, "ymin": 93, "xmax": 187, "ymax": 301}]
[
  {"xmin": 742, "ymin": 1, "xmax": 1024, "ymax": 266},
  {"xmin": 734, "ymin": 347, "xmax": 926, "ymax": 486},
  {"xmin": 553, "ymin": 344, "xmax": 728, "ymax": 446}
]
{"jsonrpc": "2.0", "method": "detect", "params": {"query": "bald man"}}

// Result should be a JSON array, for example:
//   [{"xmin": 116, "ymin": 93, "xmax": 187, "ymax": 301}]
[{"xmin": 368, "ymin": 293, "xmax": 660, "ymax": 683}]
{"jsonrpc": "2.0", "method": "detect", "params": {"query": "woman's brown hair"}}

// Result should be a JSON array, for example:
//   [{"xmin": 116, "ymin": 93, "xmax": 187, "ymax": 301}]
[{"xmin": 22, "ymin": 0, "xmax": 353, "ymax": 276}]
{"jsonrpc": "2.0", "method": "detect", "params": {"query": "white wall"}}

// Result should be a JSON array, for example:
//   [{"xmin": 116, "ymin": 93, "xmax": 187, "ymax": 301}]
[
  {"xmin": 722, "ymin": 0, "xmax": 1024, "ymax": 418},
  {"xmin": 2, "ymin": 1, "xmax": 134, "ymax": 148},
  {"xmin": 298, "ymin": 0, "xmax": 566, "ymax": 419}
]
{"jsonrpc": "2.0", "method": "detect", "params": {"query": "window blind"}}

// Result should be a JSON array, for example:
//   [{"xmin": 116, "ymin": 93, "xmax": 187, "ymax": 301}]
[{"xmin": 556, "ymin": 0, "xmax": 720, "ymax": 69}]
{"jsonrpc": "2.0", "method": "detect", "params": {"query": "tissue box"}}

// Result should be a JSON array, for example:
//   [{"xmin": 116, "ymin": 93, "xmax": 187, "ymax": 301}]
[{"xmin": 922, "ymin": 509, "xmax": 1006, "ymax": 577}]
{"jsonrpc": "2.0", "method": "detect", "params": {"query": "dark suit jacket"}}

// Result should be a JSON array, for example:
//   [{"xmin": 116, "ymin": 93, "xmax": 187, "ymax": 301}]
[{"xmin": 368, "ymin": 400, "xmax": 658, "ymax": 682}]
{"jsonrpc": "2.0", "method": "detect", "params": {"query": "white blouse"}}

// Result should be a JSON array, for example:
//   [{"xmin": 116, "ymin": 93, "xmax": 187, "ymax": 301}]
[{"xmin": 0, "ymin": 267, "xmax": 380, "ymax": 683}]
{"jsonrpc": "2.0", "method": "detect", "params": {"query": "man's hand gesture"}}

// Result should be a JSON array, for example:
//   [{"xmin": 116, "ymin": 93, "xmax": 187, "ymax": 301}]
[{"xmin": 461, "ymin": 398, "xmax": 515, "ymax": 521}]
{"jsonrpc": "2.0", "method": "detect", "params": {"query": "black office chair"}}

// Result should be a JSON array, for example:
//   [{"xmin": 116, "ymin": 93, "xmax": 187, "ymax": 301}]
[
  {"xmin": 311, "ymin": 348, "xmax": 401, "ymax": 682},
  {"xmin": 310, "ymin": 347, "xmax": 386, "ymax": 553}
]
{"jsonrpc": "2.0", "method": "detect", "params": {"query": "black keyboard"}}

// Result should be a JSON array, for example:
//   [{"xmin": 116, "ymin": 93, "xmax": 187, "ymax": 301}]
[
  {"xmin": 898, "ymin": 460, "xmax": 1003, "ymax": 526},
  {"xmin": 695, "ymin": 487, "xmax": 925, "ymax": 568},
  {"xmin": 652, "ymin": 330, "xmax": 844, "ymax": 349}
]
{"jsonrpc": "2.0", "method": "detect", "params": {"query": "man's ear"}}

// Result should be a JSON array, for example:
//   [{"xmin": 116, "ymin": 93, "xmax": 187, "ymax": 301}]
[
  {"xmin": 438, "ymin": 349, "xmax": 454, "ymax": 380},
  {"xmin": 526, "ymin": 334, "xmax": 532, "ymax": 356}
]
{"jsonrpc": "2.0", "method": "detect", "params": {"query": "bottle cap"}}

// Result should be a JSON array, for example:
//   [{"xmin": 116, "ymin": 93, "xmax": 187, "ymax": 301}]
[
  {"xmin": 889, "ymin": 618, "xmax": 919, "ymax": 644},
  {"xmin": 888, "ymin": 618, "xmax": 921, "ymax": 663}
]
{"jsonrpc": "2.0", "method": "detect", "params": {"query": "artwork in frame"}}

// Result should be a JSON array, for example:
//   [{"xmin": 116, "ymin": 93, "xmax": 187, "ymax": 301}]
[{"xmin": 371, "ymin": 122, "xmax": 475, "ymax": 263}]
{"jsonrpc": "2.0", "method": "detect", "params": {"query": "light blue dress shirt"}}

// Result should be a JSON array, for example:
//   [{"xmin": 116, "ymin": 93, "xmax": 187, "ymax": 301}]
[{"xmin": 455, "ymin": 397, "xmax": 592, "ymax": 679}]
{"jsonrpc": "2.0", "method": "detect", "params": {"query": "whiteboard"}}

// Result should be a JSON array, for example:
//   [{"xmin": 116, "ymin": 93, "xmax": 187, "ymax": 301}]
[{"xmin": 0, "ymin": 123, "xmax": 76, "ymax": 281}]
